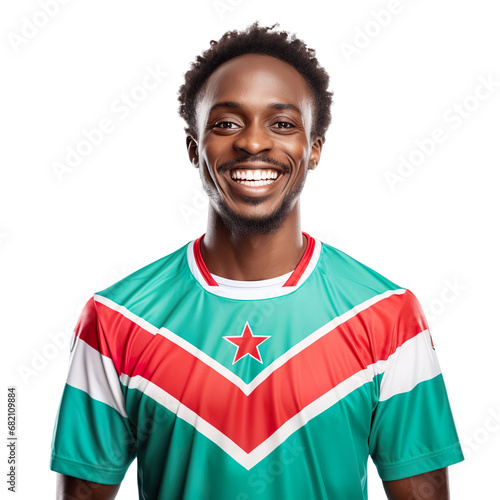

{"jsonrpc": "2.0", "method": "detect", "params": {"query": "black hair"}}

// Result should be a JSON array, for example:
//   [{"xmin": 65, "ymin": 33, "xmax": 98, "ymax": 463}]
[{"xmin": 178, "ymin": 22, "xmax": 333, "ymax": 142}]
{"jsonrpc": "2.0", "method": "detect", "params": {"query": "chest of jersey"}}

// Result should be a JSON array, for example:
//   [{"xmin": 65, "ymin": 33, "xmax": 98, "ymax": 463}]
[{"xmin": 95, "ymin": 256, "xmax": 400, "ymax": 474}]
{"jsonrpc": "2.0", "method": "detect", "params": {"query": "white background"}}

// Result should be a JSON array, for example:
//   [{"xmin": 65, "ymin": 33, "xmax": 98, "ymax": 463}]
[{"xmin": 1, "ymin": 0, "xmax": 499, "ymax": 498}]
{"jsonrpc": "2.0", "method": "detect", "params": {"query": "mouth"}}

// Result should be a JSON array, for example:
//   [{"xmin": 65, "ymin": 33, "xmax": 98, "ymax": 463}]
[{"xmin": 229, "ymin": 167, "xmax": 281, "ymax": 187}]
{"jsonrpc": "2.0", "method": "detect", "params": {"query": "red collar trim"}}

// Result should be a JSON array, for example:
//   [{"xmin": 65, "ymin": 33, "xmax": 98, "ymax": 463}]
[
  {"xmin": 193, "ymin": 232, "xmax": 315, "ymax": 288},
  {"xmin": 283, "ymin": 232, "xmax": 315, "ymax": 286},
  {"xmin": 193, "ymin": 235, "xmax": 219, "ymax": 286}
]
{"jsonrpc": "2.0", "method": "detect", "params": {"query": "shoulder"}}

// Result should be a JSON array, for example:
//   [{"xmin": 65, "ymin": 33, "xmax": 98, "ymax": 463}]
[
  {"xmin": 316, "ymin": 239, "xmax": 404, "ymax": 296},
  {"xmin": 317, "ymin": 240, "xmax": 428, "ymax": 328},
  {"xmin": 94, "ymin": 241, "xmax": 191, "ymax": 305},
  {"xmin": 316, "ymin": 240, "xmax": 431, "ymax": 354}
]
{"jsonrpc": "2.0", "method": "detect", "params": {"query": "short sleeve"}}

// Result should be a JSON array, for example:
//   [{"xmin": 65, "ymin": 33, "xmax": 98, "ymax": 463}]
[
  {"xmin": 369, "ymin": 289, "xmax": 464, "ymax": 481},
  {"xmin": 50, "ymin": 296, "xmax": 137, "ymax": 484}
]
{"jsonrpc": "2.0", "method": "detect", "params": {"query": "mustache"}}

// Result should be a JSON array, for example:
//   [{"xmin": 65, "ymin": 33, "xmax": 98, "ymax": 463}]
[{"xmin": 217, "ymin": 155, "xmax": 290, "ymax": 173}]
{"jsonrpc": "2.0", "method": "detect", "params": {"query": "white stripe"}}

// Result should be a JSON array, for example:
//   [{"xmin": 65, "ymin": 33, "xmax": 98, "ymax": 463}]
[
  {"xmin": 66, "ymin": 326, "xmax": 440, "ymax": 468},
  {"xmin": 157, "ymin": 327, "xmax": 250, "ymax": 392},
  {"xmin": 379, "ymin": 329, "xmax": 441, "ymax": 401},
  {"xmin": 66, "ymin": 340, "xmax": 128, "ymax": 418},
  {"xmin": 93, "ymin": 289, "xmax": 406, "ymax": 395},
  {"xmin": 246, "ymin": 288, "xmax": 406, "ymax": 392},
  {"xmin": 94, "ymin": 295, "xmax": 159, "ymax": 336},
  {"xmin": 186, "ymin": 238, "xmax": 323, "ymax": 300},
  {"xmin": 246, "ymin": 361, "xmax": 387, "ymax": 468},
  {"xmin": 118, "ymin": 330, "xmax": 441, "ymax": 468},
  {"xmin": 119, "ymin": 360, "xmax": 387, "ymax": 469},
  {"xmin": 94, "ymin": 294, "xmax": 248, "ymax": 392},
  {"xmin": 120, "ymin": 374, "xmax": 248, "ymax": 465}
]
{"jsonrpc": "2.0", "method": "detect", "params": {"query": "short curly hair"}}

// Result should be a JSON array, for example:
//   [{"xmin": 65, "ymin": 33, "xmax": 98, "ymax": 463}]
[{"xmin": 178, "ymin": 22, "xmax": 333, "ymax": 142}]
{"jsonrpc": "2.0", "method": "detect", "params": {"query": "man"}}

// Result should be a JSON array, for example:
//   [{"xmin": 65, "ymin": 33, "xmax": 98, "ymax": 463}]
[{"xmin": 51, "ymin": 23, "xmax": 464, "ymax": 499}]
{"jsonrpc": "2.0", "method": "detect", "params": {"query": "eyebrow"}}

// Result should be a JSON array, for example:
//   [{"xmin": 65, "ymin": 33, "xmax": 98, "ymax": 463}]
[{"xmin": 209, "ymin": 101, "xmax": 302, "ymax": 114}]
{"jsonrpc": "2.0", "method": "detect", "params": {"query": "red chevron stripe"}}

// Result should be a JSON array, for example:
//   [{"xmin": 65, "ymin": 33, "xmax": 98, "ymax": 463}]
[{"xmin": 77, "ymin": 291, "xmax": 425, "ymax": 452}]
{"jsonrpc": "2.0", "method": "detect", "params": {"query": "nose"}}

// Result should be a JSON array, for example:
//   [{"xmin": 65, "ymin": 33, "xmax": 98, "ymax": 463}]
[{"xmin": 233, "ymin": 121, "xmax": 274, "ymax": 155}]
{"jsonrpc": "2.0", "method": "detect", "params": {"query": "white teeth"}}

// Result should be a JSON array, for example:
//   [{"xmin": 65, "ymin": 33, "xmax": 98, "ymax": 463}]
[
  {"xmin": 237, "ymin": 179, "xmax": 273, "ymax": 186},
  {"xmin": 230, "ymin": 168, "xmax": 281, "ymax": 182}
]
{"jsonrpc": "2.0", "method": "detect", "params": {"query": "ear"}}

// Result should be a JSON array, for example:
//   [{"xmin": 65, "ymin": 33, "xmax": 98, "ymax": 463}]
[
  {"xmin": 186, "ymin": 135, "xmax": 199, "ymax": 168},
  {"xmin": 308, "ymin": 136, "xmax": 323, "ymax": 171}
]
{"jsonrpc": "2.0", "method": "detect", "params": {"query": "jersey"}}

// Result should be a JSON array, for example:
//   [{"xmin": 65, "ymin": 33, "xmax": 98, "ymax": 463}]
[{"xmin": 50, "ymin": 233, "xmax": 464, "ymax": 499}]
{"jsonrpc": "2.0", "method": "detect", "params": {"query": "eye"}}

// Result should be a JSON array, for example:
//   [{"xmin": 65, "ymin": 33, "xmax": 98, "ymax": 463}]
[
  {"xmin": 273, "ymin": 121, "xmax": 294, "ymax": 129},
  {"xmin": 213, "ymin": 121, "xmax": 239, "ymax": 129}
]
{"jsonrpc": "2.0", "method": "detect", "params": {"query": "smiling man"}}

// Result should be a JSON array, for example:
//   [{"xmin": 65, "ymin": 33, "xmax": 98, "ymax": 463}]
[{"xmin": 50, "ymin": 23, "xmax": 464, "ymax": 500}]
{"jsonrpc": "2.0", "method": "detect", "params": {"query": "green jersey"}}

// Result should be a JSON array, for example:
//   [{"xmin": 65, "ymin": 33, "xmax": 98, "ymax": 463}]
[{"xmin": 50, "ymin": 233, "xmax": 463, "ymax": 499}]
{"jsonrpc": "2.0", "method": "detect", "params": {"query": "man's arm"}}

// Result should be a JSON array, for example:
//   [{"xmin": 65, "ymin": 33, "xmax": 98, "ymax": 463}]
[
  {"xmin": 56, "ymin": 473, "xmax": 121, "ymax": 500},
  {"xmin": 383, "ymin": 467, "xmax": 449, "ymax": 500}
]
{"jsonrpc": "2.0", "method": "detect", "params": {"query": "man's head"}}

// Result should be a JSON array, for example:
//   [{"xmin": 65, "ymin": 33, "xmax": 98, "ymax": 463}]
[
  {"xmin": 178, "ymin": 23, "xmax": 333, "ymax": 237},
  {"xmin": 178, "ymin": 22, "xmax": 333, "ymax": 144}
]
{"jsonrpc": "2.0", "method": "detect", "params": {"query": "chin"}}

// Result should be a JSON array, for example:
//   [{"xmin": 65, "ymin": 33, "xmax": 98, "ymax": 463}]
[{"xmin": 215, "ymin": 200, "xmax": 294, "ymax": 238}]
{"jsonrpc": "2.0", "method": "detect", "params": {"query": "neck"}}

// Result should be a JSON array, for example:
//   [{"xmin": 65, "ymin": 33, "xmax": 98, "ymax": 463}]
[{"xmin": 200, "ymin": 205, "xmax": 306, "ymax": 281}]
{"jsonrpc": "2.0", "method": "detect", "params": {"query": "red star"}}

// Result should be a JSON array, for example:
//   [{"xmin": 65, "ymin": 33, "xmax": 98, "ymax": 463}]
[{"xmin": 223, "ymin": 322, "xmax": 270, "ymax": 364}]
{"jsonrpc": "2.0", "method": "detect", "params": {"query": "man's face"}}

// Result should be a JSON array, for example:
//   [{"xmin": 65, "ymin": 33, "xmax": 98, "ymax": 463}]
[{"xmin": 188, "ymin": 53, "xmax": 323, "ymax": 236}]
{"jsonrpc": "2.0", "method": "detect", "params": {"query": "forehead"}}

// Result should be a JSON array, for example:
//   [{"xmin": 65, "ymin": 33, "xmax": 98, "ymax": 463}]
[{"xmin": 197, "ymin": 53, "xmax": 313, "ymax": 114}]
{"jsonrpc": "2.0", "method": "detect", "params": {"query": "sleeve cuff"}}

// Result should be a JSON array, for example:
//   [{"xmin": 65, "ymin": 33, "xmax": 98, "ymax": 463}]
[
  {"xmin": 376, "ymin": 442, "xmax": 465, "ymax": 481},
  {"xmin": 50, "ymin": 453, "xmax": 129, "ymax": 485}
]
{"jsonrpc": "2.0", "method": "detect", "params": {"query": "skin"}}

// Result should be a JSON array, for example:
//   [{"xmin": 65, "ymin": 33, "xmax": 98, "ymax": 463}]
[
  {"xmin": 384, "ymin": 468, "xmax": 450, "ymax": 499},
  {"xmin": 57, "ymin": 469, "xmax": 449, "ymax": 499},
  {"xmin": 56, "ymin": 53, "xmax": 451, "ymax": 499},
  {"xmin": 56, "ymin": 473, "xmax": 120, "ymax": 499}
]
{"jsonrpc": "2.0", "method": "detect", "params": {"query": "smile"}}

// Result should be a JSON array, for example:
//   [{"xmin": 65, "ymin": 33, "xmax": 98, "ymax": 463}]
[{"xmin": 230, "ymin": 168, "xmax": 279, "ymax": 187}]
